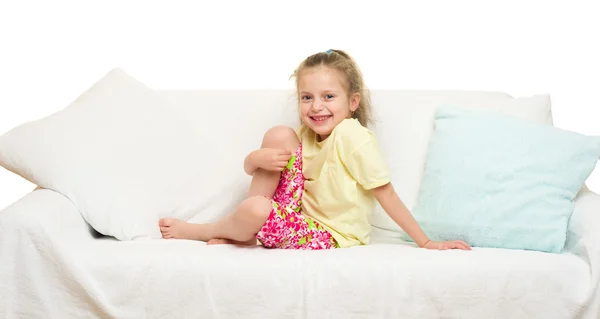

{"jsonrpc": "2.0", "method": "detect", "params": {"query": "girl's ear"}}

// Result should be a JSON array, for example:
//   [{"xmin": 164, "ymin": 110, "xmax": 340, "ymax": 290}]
[{"xmin": 350, "ymin": 92, "xmax": 360, "ymax": 112}]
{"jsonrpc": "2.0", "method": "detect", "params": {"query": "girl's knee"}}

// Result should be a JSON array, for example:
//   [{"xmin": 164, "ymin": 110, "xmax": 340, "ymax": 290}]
[
  {"xmin": 238, "ymin": 196, "xmax": 272, "ymax": 223},
  {"xmin": 262, "ymin": 125, "xmax": 299, "ymax": 149}
]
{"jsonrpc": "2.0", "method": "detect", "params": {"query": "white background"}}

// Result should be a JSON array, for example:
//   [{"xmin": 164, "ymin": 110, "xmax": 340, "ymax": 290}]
[{"xmin": 1, "ymin": 0, "xmax": 599, "ymax": 210}]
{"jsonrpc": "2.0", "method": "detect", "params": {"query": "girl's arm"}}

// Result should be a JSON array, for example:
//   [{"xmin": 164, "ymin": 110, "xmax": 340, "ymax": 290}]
[
  {"xmin": 244, "ymin": 148, "xmax": 293, "ymax": 175},
  {"xmin": 371, "ymin": 182, "xmax": 471, "ymax": 250}
]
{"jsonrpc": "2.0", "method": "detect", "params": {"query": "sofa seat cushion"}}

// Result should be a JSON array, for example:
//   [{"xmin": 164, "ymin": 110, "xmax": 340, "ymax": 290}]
[{"xmin": 53, "ymin": 236, "xmax": 588, "ymax": 319}]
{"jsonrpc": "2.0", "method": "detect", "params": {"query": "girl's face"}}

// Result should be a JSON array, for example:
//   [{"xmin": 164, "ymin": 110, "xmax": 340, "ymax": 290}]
[{"xmin": 298, "ymin": 66, "xmax": 359, "ymax": 141}]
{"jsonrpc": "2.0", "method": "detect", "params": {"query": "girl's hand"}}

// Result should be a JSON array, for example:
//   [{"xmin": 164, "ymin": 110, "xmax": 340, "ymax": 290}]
[
  {"xmin": 422, "ymin": 240, "xmax": 472, "ymax": 250},
  {"xmin": 252, "ymin": 148, "xmax": 293, "ymax": 172}
]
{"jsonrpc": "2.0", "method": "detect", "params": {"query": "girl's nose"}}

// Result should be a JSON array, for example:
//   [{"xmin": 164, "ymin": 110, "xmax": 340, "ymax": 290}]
[{"xmin": 311, "ymin": 101, "xmax": 324, "ymax": 112}]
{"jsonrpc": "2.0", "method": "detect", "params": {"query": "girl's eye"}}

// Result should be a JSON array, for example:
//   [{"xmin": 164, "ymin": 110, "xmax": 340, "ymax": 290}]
[
  {"xmin": 325, "ymin": 94, "xmax": 334, "ymax": 99},
  {"xmin": 301, "ymin": 95, "xmax": 312, "ymax": 101}
]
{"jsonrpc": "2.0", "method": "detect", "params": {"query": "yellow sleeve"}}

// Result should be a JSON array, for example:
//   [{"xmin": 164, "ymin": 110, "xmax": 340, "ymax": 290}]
[{"xmin": 336, "ymin": 121, "xmax": 391, "ymax": 190}]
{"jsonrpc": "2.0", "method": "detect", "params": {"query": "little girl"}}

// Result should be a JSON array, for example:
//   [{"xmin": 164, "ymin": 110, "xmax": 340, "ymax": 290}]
[{"xmin": 159, "ymin": 49, "xmax": 471, "ymax": 251}]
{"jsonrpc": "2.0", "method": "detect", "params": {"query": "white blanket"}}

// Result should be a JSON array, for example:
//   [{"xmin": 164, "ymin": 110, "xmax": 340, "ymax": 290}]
[{"xmin": 1, "ymin": 189, "xmax": 598, "ymax": 319}]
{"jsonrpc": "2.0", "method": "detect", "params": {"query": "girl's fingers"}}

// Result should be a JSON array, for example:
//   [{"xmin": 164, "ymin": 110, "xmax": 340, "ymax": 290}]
[
  {"xmin": 454, "ymin": 241, "xmax": 471, "ymax": 250},
  {"xmin": 449, "ymin": 242, "xmax": 463, "ymax": 250},
  {"xmin": 266, "ymin": 162, "xmax": 288, "ymax": 171},
  {"xmin": 277, "ymin": 149, "xmax": 292, "ymax": 157},
  {"xmin": 458, "ymin": 241, "xmax": 471, "ymax": 250}
]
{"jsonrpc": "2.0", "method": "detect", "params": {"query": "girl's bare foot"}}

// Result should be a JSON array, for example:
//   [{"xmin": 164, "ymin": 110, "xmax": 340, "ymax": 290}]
[
  {"xmin": 159, "ymin": 218, "xmax": 204, "ymax": 240},
  {"xmin": 159, "ymin": 219, "xmax": 258, "ymax": 245}
]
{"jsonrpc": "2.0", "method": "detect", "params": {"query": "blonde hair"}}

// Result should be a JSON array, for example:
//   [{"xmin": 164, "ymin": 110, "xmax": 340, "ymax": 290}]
[{"xmin": 290, "ymin": 49, "xmax": 373, "ymax": 128}]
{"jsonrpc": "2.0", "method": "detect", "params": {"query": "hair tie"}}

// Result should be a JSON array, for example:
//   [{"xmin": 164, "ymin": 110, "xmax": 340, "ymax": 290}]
[{"xmin": 325, "ymin": 49, "xmax": 333, "ymax": 54}]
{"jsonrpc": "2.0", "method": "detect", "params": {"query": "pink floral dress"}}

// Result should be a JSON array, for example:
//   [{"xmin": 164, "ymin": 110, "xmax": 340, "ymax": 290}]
[{"xmin": 255, "ymin": 144, "xmax": 339, "ymax": 250}]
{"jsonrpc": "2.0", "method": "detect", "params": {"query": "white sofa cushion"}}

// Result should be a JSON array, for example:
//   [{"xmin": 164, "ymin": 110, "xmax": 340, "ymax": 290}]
[
  {"xmin": 0, "ymin": 68, "xmax": 228, "ymax": 240},
  {"xmin": 159, "ymin": 90, "xmax": 303, "ymax": 226}
]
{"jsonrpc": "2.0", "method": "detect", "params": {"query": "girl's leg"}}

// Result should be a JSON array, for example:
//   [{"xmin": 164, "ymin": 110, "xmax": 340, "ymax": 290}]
[
  {"xmin": 159, "ymin": 126, "xmax": 300, "ymax": 244},
  {"xmin": 159, "ymin": 195, "xmax": 272, "ymax": 242},
  {"xmin": 247, "ymin": 125, "xmax": 300, "ymax": 198}
]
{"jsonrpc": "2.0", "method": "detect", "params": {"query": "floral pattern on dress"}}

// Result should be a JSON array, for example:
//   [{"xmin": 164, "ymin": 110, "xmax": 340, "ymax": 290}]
[{"xmin": 256, "ymin": 144, "xmax": 338, "ymax": 250}]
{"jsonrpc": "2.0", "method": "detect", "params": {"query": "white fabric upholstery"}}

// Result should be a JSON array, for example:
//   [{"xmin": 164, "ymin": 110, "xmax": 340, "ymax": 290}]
[
  {"xmin": 0, "ymin": 76, "xmax": 597, "ymax": 318},
  {"xmin": 1, "ymin": 188, "xmax": 598, "ymax": 318}
]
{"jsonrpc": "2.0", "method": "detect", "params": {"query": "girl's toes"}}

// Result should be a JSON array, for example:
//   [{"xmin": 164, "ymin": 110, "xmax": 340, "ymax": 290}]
[{"xmin": 159, "ymin": 218, "xmax": 177, "ymax": 227}]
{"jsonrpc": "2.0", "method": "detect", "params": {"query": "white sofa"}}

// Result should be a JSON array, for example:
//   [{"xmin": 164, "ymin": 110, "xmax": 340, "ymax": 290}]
[{"xmin": 1, "ymin": 69, "xmax": 599, "ymax": 318}]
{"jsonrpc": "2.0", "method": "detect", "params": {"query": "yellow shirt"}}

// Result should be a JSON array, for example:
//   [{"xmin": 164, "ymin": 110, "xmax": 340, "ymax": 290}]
[{"xmin": 297, "ymin": 118, "xmax": 391, "ymax": 248}]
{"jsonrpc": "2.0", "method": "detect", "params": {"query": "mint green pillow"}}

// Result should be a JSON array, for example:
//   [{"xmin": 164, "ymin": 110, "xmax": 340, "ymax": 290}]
[{"xmin": 403, "ymin": 106, "xmax": 600, "ymax": 253}]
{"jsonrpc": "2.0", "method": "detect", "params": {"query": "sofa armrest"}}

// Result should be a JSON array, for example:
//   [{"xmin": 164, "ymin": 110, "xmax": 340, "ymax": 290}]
[
  {"xmin": 0, "ymin": 189, "xmax": 105, "ymax": 318},
  {"xmin": 0, "ymin": 188, "xmax": 96, "ymax": 242},
  {"xmin": 565, "ymin": 188, "xmax": 600, "ymax": 319},
  {"xmin": 566, "ymin": 188, "xmax": 600, "ymax": 254}
]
